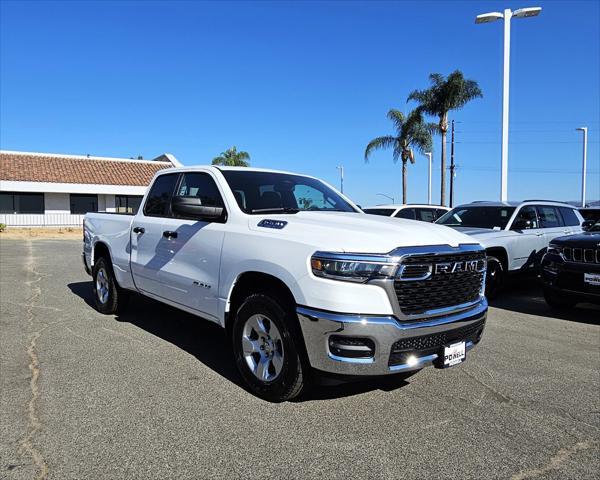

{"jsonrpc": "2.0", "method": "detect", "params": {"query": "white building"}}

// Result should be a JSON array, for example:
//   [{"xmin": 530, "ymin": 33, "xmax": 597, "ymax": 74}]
[{"xmin": 0, "ymin": 150, "xmax": 180, "ymax": 227}]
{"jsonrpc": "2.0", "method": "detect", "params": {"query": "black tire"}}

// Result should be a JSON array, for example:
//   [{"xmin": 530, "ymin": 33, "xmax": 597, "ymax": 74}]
[
  {"xmin": 92, "ymin": 256, "xmax": 129, "ymax": 314},
  {"xmin": 485, "ymin": 255, "xmax": 504, "ymax": 300},
  {"xmin": 543, "ymin": 287, "xmax": 577, "ymax": 309},
  {"xmin": 232, "ymin": 293, "xmax": 308, "ymax": 402}
]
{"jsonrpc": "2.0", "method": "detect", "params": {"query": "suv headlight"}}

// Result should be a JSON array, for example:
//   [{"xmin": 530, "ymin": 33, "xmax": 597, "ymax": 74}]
[
  {"xmin": 547, "ymin": 243, "xmax": 561, "ymax": 254},
  {"xmin": 310, "ymin": 252, "xmax": 397, "ymax": 283}
]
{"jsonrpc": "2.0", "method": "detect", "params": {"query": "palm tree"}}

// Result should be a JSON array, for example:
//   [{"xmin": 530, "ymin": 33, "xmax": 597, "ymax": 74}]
[
  {"xmin": 364, "ymin": 109, "xmax": 435, "ymax": 204},
  {"xmin": 211, "ymin": 146, "xmax": 250, "ymax": 167},
  {"xmin": 408, "ymin": 70, "xmax": 482, "ymax": 205}
]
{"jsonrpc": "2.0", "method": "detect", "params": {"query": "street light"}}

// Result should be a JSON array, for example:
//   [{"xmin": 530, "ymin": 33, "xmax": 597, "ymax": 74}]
[
  {"xmin": 576, "ymin": 127, "xmax": 588, "ymax": 207},
  {"xmin": 376, "ymin": 193, "xmax": 395, "ymax": 204},
  {"xmin": 476, "ymin": 6, "xmax": 542, "ymax": 202},
  {"xmin": 424, "ymin": 152, "xmax": 433, "ymax": 205},
  {"xmin": 336, "ymin": 165, "xmax": 344, "ymax": 193}
]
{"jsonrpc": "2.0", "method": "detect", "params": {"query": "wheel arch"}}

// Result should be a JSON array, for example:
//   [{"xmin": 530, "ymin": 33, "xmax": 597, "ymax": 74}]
[
  {"xmin": 225, "ymin": 271, "xmax": 298, "ymax": 335},
  {"xmin": 92, "ymin": 241, "xmax": 112, "ymax": 266},
  {"xmin": 485, "ymin": 246, "xmax": 508, "ymax": 271}
]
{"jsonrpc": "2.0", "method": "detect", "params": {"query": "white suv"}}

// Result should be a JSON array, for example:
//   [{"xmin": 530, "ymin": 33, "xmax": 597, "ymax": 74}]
[{"xmin": 436, "ymin": 200, "xmax": 584, "ymax": 297}]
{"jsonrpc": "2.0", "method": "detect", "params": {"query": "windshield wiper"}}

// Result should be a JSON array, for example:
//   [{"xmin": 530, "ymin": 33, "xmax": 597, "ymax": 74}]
[{"xmin": 249, "ymin": 207, "xmax": 300, "ymax": 214}]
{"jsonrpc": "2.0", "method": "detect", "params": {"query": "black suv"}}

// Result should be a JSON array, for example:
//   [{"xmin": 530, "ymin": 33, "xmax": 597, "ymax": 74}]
[{"xmin": 541, "ymin": 221, "xmax": 600, "ymax": 308}]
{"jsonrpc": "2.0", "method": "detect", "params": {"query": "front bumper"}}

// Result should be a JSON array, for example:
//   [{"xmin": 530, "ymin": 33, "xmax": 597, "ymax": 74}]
[
  {"xmin": 297, "ymin": 298, "xmax": 487, "ymax": 376},
  {"xmin": 541, "ymin": 253, "xmax": 600, "ymax": 304}
]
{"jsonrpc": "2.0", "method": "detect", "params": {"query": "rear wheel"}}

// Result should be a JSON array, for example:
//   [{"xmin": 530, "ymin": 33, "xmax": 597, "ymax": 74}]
[
  {"xmin": 485, "ymin": 255, "xmax": 504, "ymax": 299},
  {"xmin": 232, "ymin": 293, "xmax": 307, "ymax": 402},
  {"xmin": 92, "ymin": 256, "xmax": 129, "ymax": 314},
  {"xmin": 543, "ymin": 287, "xmax": 577, "ymax": 309}
]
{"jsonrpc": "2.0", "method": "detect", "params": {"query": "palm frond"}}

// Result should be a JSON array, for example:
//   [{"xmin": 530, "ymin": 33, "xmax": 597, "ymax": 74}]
[
  {"xmin": 364, "ymin": 135, "xmax": 397, "ymax": 162},
  {"xmin": 386, "ymin": 109, "xmax": 406, "ymax": 133}
]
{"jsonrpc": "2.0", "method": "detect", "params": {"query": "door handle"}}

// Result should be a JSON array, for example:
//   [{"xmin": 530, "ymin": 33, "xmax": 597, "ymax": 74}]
[
  {"xmin": 563, "ymin": 229, "xmax": 570, "ymax": 234},
  {"xmin": 163, "ymin": 230, "xmax": 178, "ymax": 239},
  {"xmin": 536, "ymin": 232, "xmax": 544, "ymax": 236},
  {"xmin": 133, "ymin": 226, "xmax": 145, "ymax": 234}
]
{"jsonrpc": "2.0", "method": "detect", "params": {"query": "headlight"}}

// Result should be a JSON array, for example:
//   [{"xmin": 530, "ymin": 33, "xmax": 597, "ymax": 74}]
[
  {"xmin": 310, "ymin": 252, "xmax": 397, "ymax": 283},
  {"xmin": 547, "ymin": 243, "xmax": 561, "ymax": 254}
]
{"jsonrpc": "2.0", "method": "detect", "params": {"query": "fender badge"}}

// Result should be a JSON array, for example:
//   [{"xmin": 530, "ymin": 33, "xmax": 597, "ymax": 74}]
[{"xmin": 257, "ymin": 219, "xmax": 288, "ymax": 230}]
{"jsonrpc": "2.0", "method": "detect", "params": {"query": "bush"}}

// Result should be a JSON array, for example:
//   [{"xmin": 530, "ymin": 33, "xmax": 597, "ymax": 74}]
[{"xmin": 0, "ymin": 223, "xmax": 6, "ymax": 232}]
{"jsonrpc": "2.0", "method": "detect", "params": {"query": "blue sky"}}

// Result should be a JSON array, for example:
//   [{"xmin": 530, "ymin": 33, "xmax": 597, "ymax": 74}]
[{"xmin": 1, "ymin": 0, "xmax": 598, "ymax": 207}]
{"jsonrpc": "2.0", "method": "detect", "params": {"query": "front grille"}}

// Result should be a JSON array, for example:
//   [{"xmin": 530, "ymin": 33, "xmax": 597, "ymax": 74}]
[
  {"xmin": 561, "ymin": 246, "xmax": 600, "ymax": 264},
  {"xmin": 394, "ymin": 251, "xmax": 486, "ymax": 315},
  {"xmin": 388, "ymin": 318, "xmax": 486, "ymax": 366}
]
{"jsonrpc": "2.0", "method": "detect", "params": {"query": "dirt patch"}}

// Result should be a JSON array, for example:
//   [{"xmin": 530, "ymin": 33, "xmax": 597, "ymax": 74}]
[{"xmin": 0, "ymin": 228, "xmax": 82, "ymax": 240}]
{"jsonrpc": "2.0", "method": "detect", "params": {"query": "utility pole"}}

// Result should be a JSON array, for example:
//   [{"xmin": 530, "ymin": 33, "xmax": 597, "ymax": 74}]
[
  {"xmin": 336, "ymin": 165, "xmax": 344, "ymax": 193},
  {"xmin": 424, "ymin": 152, "xmax": 433, "ymax": 205},
  {"xmin": 576, "ymin": 127, "xmax": 588, "ymax": 207},
  {"xmin": 449, "ymin": 120, "xmax": 456, "ymax": 208}
]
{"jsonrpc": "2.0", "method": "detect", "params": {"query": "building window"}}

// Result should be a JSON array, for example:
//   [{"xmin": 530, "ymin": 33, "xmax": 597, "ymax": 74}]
[
  {"xmin": 70, "ymin": 194, "xmax": 98, "ymax": 214},
  {"xmin": 0, "ymin": 192, "xmax": 45, "ymax": 214},
  {"xmin": 115, "ymin": 195, "xmax": 143, "ymax": 214}
]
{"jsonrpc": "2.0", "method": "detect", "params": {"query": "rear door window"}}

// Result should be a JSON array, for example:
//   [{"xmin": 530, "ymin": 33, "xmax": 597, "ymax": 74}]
[
  {"xmin": 143, "ymin": 173, "xmax": 180, "ymax": 217},
  {"xmin": 536, "ymin": 206, "xmax": 563, "ymax": 228},
  {"xmin": 396, "ymin": 208, "xmax": 416, "ymax": 220},
  {"xmin": 415, "ymin": 208, "xmax": 435, "ymax": 222},
  {"xmin": 558, "ymin": 207, "xmax": 580, "ymax": 226}
]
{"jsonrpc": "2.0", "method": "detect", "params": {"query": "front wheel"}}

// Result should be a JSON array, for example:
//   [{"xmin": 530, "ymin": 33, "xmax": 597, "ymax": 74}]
[
  {"xmin": 485, "ymin": 255, "xmax": 504, "ymax": 300},
  {"xmin": 232, "ymin": 293, "xmax": 308, "ymax": 402}
]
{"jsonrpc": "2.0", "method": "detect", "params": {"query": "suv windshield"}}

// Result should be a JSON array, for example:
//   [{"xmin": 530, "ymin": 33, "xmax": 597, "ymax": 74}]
[
  {"xmin": 221, "ymin": 170, "xmax": 357, "ymax": 214},
  {"xmin": 436, "ymin": 206, "xmax": 516, "ymax": 229}
]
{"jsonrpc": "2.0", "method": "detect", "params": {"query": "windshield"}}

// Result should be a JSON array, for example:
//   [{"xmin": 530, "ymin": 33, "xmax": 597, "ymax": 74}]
[
  {"xmin": 436, "ymin": 206, "xmax": 516, "ymax": 229},
  {"xmin": 221, "ymin": 170, "xmax": 358, "ymax": 214},
  {"xmin": 363, "ymin": 208, "xmax": 395, "ymax": 217}
]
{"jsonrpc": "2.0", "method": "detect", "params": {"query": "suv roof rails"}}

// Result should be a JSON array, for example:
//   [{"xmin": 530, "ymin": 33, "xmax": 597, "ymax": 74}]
[{"xmin": 522, "ymin": 199, "xmax": 571, "ymax": 204}]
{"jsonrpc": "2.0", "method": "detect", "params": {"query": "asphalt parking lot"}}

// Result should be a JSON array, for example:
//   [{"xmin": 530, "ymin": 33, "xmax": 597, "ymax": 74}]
[{"xmin": 1, "ymin": 239, "xmax": 598, "ymax": 480}]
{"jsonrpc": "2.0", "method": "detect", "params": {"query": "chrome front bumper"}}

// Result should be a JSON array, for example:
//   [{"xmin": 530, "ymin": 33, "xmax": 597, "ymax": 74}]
[{"xmin": 297, "ymin": 298, "xmax": 487, "ymax": 376}]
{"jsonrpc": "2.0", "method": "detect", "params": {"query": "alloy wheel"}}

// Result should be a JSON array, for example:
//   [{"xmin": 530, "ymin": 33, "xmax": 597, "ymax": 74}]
[{"xmin": 241, "ymin": 314, "xmax": 285, "ymax": 382}]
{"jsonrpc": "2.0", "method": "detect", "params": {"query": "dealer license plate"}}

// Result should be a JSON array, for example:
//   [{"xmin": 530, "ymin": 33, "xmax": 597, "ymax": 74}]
[
  {"xmin": 442, "ymin": 342, "xmax": 466, "ymax": 368},
  {"xmin": 584, "ymin": 273, "xmax": 600, "ymax": 286}
]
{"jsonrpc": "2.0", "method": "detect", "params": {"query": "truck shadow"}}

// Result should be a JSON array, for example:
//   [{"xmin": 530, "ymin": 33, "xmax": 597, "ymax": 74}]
[
  {"xmin": 489, "ymin": 276, "xmax": 599, "ymax": 325},
  {"xmin": 67, "ymin": 281, "xmax": 411, "ymax": 402}
]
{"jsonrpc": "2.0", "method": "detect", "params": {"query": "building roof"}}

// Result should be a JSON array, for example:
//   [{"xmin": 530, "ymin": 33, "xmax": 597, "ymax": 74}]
[{"xmin": 0, "ymin": 150, "xmax": 179, "ymax": 187}]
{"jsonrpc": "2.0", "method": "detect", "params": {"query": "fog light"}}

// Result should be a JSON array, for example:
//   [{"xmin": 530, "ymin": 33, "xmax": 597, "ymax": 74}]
[
  {"xmin": 406, "ymin": 355, "xmax": 419, "ymax": 367},
  {"xmin": 328, "ymin": 336, "xmax": 375, "ymax": 359}
]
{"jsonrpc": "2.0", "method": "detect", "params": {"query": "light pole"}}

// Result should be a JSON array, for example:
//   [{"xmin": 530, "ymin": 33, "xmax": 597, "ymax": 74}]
[
  {"xmin": 576, "ymin": 127, "xmax": 588, "ymax": 207},
  {"xmin": 424, "ymin": 152, "xmax": 432, "ymax": 205},
  {"xmin": 476, "ymin": 6, "xmax": 542, "ymax": 202},
  {"xmin": 336, "ymin": 165, "xmax": 344, "ymax": 193},
  {"xmin": 376, "ymin": 193, "xmax": 395, "ymax": 204}
]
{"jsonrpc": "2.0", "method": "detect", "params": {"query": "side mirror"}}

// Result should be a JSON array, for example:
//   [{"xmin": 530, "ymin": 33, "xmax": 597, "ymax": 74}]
[
  {"xmin": 512, "ymin": 218, "xmax": 532, "ymax": 230},
  {"xmin": 171, "ymin": 196, "xmax": 224, "ymax": 221},
  {"xmin": 582, "ymin": 220, "xmax": 595, "ymax": 231}
]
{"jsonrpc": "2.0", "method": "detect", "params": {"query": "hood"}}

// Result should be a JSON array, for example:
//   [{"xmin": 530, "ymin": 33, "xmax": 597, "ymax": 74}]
[
  {"xmin": 553, "ymin": 231, "xmax": 600, "ymax": 247},
  {"xmin": 248, "ymin": 212, "xmax": 480, "ymax": 253}
]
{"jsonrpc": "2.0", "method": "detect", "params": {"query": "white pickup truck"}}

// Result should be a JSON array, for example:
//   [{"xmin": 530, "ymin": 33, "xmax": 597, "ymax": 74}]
[{"xmin": 83, "ymin": 166, "xmax": 488, "ymax": 401}]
